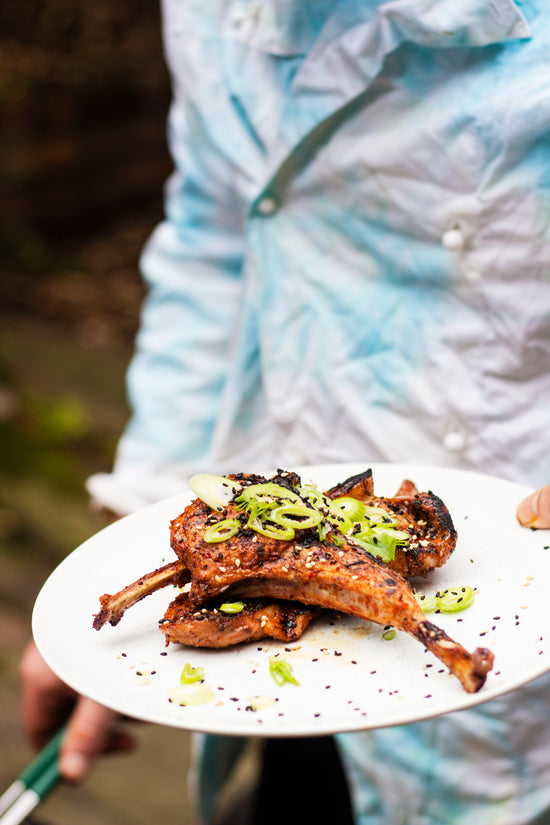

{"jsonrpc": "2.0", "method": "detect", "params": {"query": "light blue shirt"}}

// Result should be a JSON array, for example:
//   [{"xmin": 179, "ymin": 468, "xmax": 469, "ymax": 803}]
[{"xmin": 87, "ymin": 1, "xmax": 550, "ymax": 823}]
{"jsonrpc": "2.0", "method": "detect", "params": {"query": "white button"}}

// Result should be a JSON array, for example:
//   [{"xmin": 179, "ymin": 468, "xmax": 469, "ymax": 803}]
[
  {"xmin": 257, "ymin": 196, "xmax": 278, "ymax": 216},
  {"xmin": 443, "ymin": 430, "xmax": 466, "ymax": 452},
  {"xmin": 442, "ymin": 228, "xmax": 464, "ymax": 250}
]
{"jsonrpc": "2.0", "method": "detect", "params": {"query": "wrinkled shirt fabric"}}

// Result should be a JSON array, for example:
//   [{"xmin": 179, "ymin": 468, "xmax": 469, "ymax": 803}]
[{"xmin": 87, "ymin": 1, "xmax": 550, "ymax": 823}]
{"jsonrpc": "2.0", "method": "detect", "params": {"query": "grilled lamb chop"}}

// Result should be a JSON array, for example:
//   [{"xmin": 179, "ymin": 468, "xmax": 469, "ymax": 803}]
[
  {"xmin": 93, "ymin": 562, "xmax": 317, "ymax": 645},
  {"xmin": 93, "ymin": 469, "xmax": 455, "ymax": 631},
  {"xmin": 169, "ymin": 476, "xmax": 493, "ymax": 692},
  {"xmin": 325, "ymin": 469, "xmax": 456, "ymax": 577},
  {"xmin": 160, "ymin": 592, "xmax": 316, "ymax": 647},
  {"xmin": 93, "ymin": 469, "xmax": 488, "ymax": 692}
]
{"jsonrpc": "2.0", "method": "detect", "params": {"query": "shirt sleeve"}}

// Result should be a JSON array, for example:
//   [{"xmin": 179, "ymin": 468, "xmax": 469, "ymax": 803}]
[{"xmin": 87, "ymin": 98, "xmax": 247, "ymax": 514}]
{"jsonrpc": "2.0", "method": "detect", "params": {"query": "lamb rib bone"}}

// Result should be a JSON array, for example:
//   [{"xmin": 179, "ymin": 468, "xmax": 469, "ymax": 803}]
[{"xmin": 93, "ymin": 561, "xmax": 188, "ymax": 629}]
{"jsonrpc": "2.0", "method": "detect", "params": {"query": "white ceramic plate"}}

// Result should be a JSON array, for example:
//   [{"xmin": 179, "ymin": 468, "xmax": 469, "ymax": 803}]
[{"xmin": 33, "ymin": 463, "xmax": 550, "ymax": 737}]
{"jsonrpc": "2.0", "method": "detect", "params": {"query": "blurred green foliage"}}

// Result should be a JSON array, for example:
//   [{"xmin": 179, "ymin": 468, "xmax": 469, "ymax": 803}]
[
  {"xmin": 0, "ymin": 390, "xmax": 99, "ymax": 490},
  {"xmin": 0, "ymin": 325, "xmax": 130, "ymax": 567}
]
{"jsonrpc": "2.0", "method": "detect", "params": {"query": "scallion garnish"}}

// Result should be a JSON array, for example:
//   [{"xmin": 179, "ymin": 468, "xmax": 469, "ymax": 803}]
[
  {"xmin": 414, "ymin": 593, "xmax": 439, "ymax": 613},
  {"xmin": 237, "ymin": 482, "xmax": 303, "ymax": 507},
  {"xmin": 203, "ymin": 518, "xmax": 240, "ymax": 543},
  {"xmin": 248, "ymin": 695, "xmax": 276, "ymax": 711},
  {"xmin": 268, "ymin": 656, "xmax": 300, "ymax": 686},
  {"xmin": 180, "ymin": 663, "xmax": 205, "ymax": 684},
  {"xmin": 168, "ymin": 683, "xmax": 215, "ymax": 706},
  {"xmin": 189, "ymin": 473, "xmax": 242, "ymax": 511},
  {"xmin": 331, "ymin": 496, "xmax": 366, "ymax": 522},
  {"xmin": 270, "ymin": 504, "xmax": 323, "ymax": 530},
  {"xmin": 191, "ymin": 474, "xmax": 411, "ymax": 558},
  {"xmin": 219, "ymin": 601, "xmax": 245, "ymax": 614},
  {"xmin": 247, "ymin": 517, "xmax": 295, "ymax": 541},
  {"xmin": 435, "ymin": 586, "xmax": 475, "ymax": 613},
  {"xmin": 414, "ymin": 586, "xmax": 475, "ymax": 614}
]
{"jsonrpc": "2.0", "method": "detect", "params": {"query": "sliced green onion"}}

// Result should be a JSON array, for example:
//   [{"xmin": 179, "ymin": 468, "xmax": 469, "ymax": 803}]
[
  {"xmin": 180, "ymin": 663, "xmax": 205, "ymax": 684},
  {"xmin": 168, "ymin": 683, "xmax": 215, "ymax": 706},
  {"xmin": 219, "ymin": 601, "xmax": 245, "ymax": 614},
  {"xmin": 270, "ymin": 504, "xmax": 323, "ymax": 530},
  {"xmin": 414, "ymin": 593, "xmax": 438, "ymax": 613},
  {"xmin": 326, "ymin": 504, "xmax": 354, "ymax": 535},
  {"xmin": 189, "ymin": 473, "xmax": 242, "ymax": 511},
  {"xmin": 238, "ymin": 482, "xmax": 302, "ymax": 506},
  {"xmin": 435, "ymin": 586, "xmax": 475, "ymax": 613},
  {"xmin": 248, "ymin": 517, "xmax": 295, "ymax": 541},
  {"xmin": 299, "ymin": 485, "xmax": 325, "ymax": 508},
  {"xmin": 203, "ymin": 518, "xmax": 240, "ymax": 543},
  {"xmin": 248, "ymin": 695, "xmax": 276, "ymax": 711},
  {"xmin": 362, "ymin": 505, "xmax": 398, "ymax": 526},
  {"xmin": 269, "ymin": 656, "xmax": 299, "ymax": 686},
  {"xmin": 382, "ymin": 628, "xmax": 396, "ymax": 640},
  {"xmin": 351, "ymin": 532, "xmax": 397, "ymax": 563},
  {"xmin": 309, "ymin": 489, "xmax": 353, "ymax": 530},
  {"xmin": 372, "ymin": 526, "xmax": 409, "ymax": 544},
  {"xmin": 331, "ymin": 497, "xmax": 366, "ymax": 522}
]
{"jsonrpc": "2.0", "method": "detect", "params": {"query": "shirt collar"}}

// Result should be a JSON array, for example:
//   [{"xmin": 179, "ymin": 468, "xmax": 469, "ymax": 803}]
[
  {"xmin": 274, "ymin": 0, "xmax": 532, "ymax": 154},
  {"xmin": 226, "ymin": 0, "xmax": 531, "ymax": 56}
]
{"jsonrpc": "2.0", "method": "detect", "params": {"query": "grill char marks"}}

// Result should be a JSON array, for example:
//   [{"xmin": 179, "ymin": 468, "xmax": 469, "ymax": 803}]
[
  {"xmin": 325, "ymin": 471, "xmax": 457, "ymax": 578},
  {"xmin": 365, "ymin": 491, "xmax": 457, "ymax": 578},
  {"xmin": 325, "ymin": 469, "xmax": 374, "ymax": 500},
  {"xmin": 160, "ymin": 593, "xmax": 316, "ymax": 647}
]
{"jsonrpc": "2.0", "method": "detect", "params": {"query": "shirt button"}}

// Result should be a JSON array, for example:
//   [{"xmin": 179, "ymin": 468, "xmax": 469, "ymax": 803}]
[
  {"xmin": 443, "ymin": 430, "xmax": 466, "ymax": 452},
  {"xmin": 442, "ymin": 228, "xmax": 464, "ymax": 250},
  {"xmin": 256, "ymin": 196, "xmax": 278, "ymax": 216}
]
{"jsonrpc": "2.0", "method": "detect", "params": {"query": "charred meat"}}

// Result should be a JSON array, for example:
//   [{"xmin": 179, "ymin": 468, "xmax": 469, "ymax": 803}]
[
  {"xmin": 94, "ymin": 468, "xmax": 492, "ymax": 693},
  {"xmin": 160, "ymin": 593, "xmax": 316, "ymax": 647},
  {"xmin": 325, "ymin": 468, "xmax": 456, "ymax": 577},
  {"xmin": 169, "ymin": 477, "xmax": 492, "ymax": 693}
]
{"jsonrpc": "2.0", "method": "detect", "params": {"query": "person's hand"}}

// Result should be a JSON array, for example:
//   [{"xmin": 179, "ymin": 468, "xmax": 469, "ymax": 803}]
[
  {"xmin": 20, "ymin": 640, "xmax": 136, "ymax": 782},
  {"xmin": 516, "ymin": 484, "xmax": 550, "ymax": 529}
]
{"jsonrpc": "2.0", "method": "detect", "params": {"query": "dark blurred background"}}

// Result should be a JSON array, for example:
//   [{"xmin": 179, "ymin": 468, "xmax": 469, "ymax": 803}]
[{"xmin": 0, "ymin": 3, "xmax": 198, "ymax": 822}]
